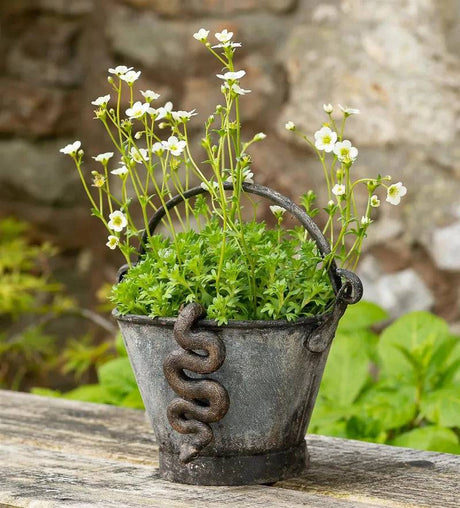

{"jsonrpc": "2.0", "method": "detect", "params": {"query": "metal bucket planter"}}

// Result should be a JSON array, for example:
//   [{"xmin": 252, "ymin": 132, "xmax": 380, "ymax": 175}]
[{"xmin": 115, "ymin": 183, "xmax": 362, "ymax": 486}]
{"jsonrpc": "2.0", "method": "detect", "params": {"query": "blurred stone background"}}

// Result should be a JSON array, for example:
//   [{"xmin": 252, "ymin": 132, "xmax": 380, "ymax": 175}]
[{"xmin": 0, "ymin": 0, "xmax": 459, "ymax": 328}]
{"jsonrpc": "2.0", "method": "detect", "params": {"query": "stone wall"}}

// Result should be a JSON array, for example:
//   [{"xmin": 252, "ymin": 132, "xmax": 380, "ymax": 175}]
[{"xmin": 1, "ymin": 0, "xmax": 459, "ymax": 326}]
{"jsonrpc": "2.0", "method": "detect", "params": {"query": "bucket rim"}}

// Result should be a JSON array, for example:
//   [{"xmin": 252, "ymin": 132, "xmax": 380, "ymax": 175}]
[{"xmin": 112, "ymin": 307, "xmax": 331, "ymax": 330}]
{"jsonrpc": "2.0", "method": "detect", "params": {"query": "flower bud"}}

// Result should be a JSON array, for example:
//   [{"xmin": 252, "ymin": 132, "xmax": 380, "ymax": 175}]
[
  {"xmin": 95, "ymin": 109, "xmax": 106, "ymax": 120},
  {"xmin": 254, "ymin": 132, "xmax": 266, "ymax": 141},
  {"xmin": 367, "ymin": 180, "xmax": 378, "ymax": 192}
]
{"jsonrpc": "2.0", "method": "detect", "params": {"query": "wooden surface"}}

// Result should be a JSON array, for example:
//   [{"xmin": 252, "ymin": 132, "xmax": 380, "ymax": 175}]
[{"xmin": 0, "ymin": 390, "xmax": 459, "ymax": 507}]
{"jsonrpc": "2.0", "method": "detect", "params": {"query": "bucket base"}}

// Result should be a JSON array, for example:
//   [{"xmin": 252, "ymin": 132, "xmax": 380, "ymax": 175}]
[{"xmin": 159, "ymin": 441, "xmax": 309, "ymax": 485}]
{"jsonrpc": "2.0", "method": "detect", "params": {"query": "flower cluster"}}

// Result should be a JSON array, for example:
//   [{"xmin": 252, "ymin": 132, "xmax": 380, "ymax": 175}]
[
  {"xmin": 60, "ymin": 27, "xmax": 255, "ymax": 267},
  {"xmin": 61, "ymin": 27, "xmax": 408, "ymax": 318},
  {"xmin": 283, "ymin": 103, "xmax": 407, "ymax": 268}
]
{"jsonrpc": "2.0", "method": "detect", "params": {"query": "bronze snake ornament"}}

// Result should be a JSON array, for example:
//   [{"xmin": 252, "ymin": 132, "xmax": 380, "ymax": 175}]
[{"xmin": 163, "ymin": 303, "xmax": 230, "ymax": 463}]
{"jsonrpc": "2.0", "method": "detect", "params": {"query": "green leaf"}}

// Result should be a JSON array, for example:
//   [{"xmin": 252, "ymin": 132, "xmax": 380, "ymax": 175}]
[
  {"xmin": 309, "ymin": 397, "xmax": 349, "ymax": 437},
  {"xmin": 121, "ymin": 389, "xmax": 144, "ymax": 409},
  {"xmin": 310, "ymin": 420, "xmax": 348, "ymax": 438},
  {"xmin": 345, "ymin": 415, "xmax": 387, "ymax": 442},
  {"xmin": 390, "ymin": 426, "xmax": 460, "ymax": 454},
  {"xmin": 338, "ymin": 301, "xmax": 388, "ymax": 332},
  {"xmin": 319, "ymin": 330, "xmax": 371, "ymax": 406},
  {"xmin": 420, "ymin": 386, "xmax": 460, "ymax": 427},
  {"xmin": 63, "ymin": 384, "xmax": 116, "ymax": 404},
  {"xmin": 115, "ymin": 333, "xmax": 128, "ymax": 357},
  {"xmin": 31, "ymin": 387, "xmax": 62, "ymax": 398},
  {"xmin": 378, "ymin": 312, "xmax": 450, "ymax": 382},
  {"xmin": 97, "ymin": 357, "xmax": 138, "ymax": 396},
  {"xmin": 355, "ymin": 384, "xmax": 417, "ymax": 430}
]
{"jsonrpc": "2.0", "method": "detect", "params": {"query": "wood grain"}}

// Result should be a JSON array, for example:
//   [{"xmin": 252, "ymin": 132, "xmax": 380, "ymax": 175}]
[{"xmin": 0, "ymin": 390, "xmax": 459, "ymax": 507}]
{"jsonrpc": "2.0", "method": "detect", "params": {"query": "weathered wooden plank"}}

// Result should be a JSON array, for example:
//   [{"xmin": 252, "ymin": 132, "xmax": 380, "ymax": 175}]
[{"xmin": 0, "ymin": 390, "xmax": 459, "ymax": 507}]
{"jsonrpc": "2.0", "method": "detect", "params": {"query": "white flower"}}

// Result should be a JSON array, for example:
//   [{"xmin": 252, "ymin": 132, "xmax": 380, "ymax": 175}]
[
  {"xmin": 242, "ymin": 168, "xmax": 254, "ymax": 184},
  {"xmin": 333, "ymin": 140, "xmax": 358, "ymax": 162},
  {"xmin": 125, "ymin": 101, "xmax": 151, "ymax": 119},
  {"xmin": 151, "ymin": 142, "xmax": 164, "ymax": 155},
  {"xmin": 108, "ymin": 65, "xmax": 133, "ymax": 76},
  {"xmin": 332, "ymin": 184, "xmax": 346, "ymax": 196},
  {"xmin": 323, "ymin": 103, "xmax": 333, "ymax": 113},
  {"xmin": 140, "ymin": 90, "xmax": 160, "ymax": 102},
  {"xmin": 92, "ymin": 152, "xmax": 114, "ymax": 164},
  {"xmin": 108, "ymin": 211, "xmax": 128, "ymax": 232},
  {"xmin": 314, "ymin": 127, "xmax": 338, "ymax": 153},
  {"xmin": 339, "ymin": 105, "xmax": 360, "ymax": 115},
  {"xmin": 129, "ymin": 147, "xmax": 149, "ymax": 163},
  {"xmin": 270, "ymin": 205, "xmax": 286, "ymax": 216},
  {"xmin": 172, "ymin": 109, "xmax": 197, "ymax": 122},
  {"xmin": 215, "ymin": 29, "xmax": 233, "ymax": 43},
  {"xmin": 162, "ymin": 135, "xmax": 186, "ymax": 156},
  {"xmin": 59, "ymin": 140, "xmax": 81, "ymax": 156},
  {"xmin": 285, "ymin": 121, "xmax": 296, "ymax": 131},
  {"xmin": 193, "ymin": 28, "xmax": 210, "ymax": 41},
  {"xmin": 254, "ymin": 132, "xmax": 266, "ymax": 141},
  {"xmin": 106, "ymin": 235, "xmax": 119, "ymax": 250},
  {"xmin": 200, "ymin": 181, "xmax": 219, "ymax": 191},
  {"xmin": 91, "ymin": 172, "xmax": 105, "ymax": 188},
  {"xmin": 91, "ymin": 94, "xmax": 110, "ymax": 107},
  {"xmin": 216, "ymin": 70, "xmax": 246, "ymax": 81},
  {"xmin": 225, "ymin": 167, "xmax": 254, "ymax": 185},
  {"xmin": 228, "ymin": 83, "xmax": 251, "ymax": 95},
  {"xmin": 386, "ymin": 182, "xmax": 407, "ymax": 205},
  {"xmin": 212, "ymin": 42, "xmax": 242, "ymax": 49},
  {"xmin": 155, "ymin": 101, "xmax": 174, "ymax": 120},
  {"xmin": 361, "ymin": 216, "xmax": 371, "ymax": 226},
  {"xmin": 370, "ymin": 195, "xmax": 380, "ymax": 207},
  {"xmin": 111, "ymin": 165, "xmax": 128, "ymax": 176},
  {"xmin": 120, "ymin": 70, "xmax": 141, "ymax": 85}
]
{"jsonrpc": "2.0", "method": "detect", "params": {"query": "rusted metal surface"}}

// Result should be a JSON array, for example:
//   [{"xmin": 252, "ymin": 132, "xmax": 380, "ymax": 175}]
[{"xmin": 163, "ymin": 303, "xmax": 229, "ymax": 464}]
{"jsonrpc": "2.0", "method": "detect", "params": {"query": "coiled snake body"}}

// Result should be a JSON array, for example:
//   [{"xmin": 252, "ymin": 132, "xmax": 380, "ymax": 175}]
[{"xmin": 163, "ymin": 303, "xmax": 230, "ymax": 464}]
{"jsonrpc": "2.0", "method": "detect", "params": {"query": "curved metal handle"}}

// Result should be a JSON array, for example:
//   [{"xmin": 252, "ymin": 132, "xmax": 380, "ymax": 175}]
[{"xmin": 136, "ymin": 182, "xmax": 342, "ymax": 293}]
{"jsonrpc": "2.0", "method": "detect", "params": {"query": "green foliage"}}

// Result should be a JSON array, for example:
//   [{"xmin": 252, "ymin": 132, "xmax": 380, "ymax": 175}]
[
  {"xmin": 0, "ymin": 217, "xmax": 113, "ymax": 391},
  {"xmin": 34, "ymin": 335, "xmax": 144, "ymax": 410},
  {"xmin": 310, "ymin": 304, "xmax": 460, "ymax": 454},
  {"xmin": 111, "ymin": 219, "xmax": 335, "ymax": 324},
  {"xmin": 0, "ymin": 218, "xmax": 60, "ymax": 317},
  {"xmin": 61, "ymin": 335, "xmax": 115, "ymax": 380},
  {"xmin": 0, "ymin": 218, "xmax": 66, "ymax": 389}
]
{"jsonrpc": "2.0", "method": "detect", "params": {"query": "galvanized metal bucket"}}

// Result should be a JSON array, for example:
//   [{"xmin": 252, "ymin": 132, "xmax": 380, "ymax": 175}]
[{"xmin": 115, "ymin": 182, "xmax": 362, "ymax": 485}]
